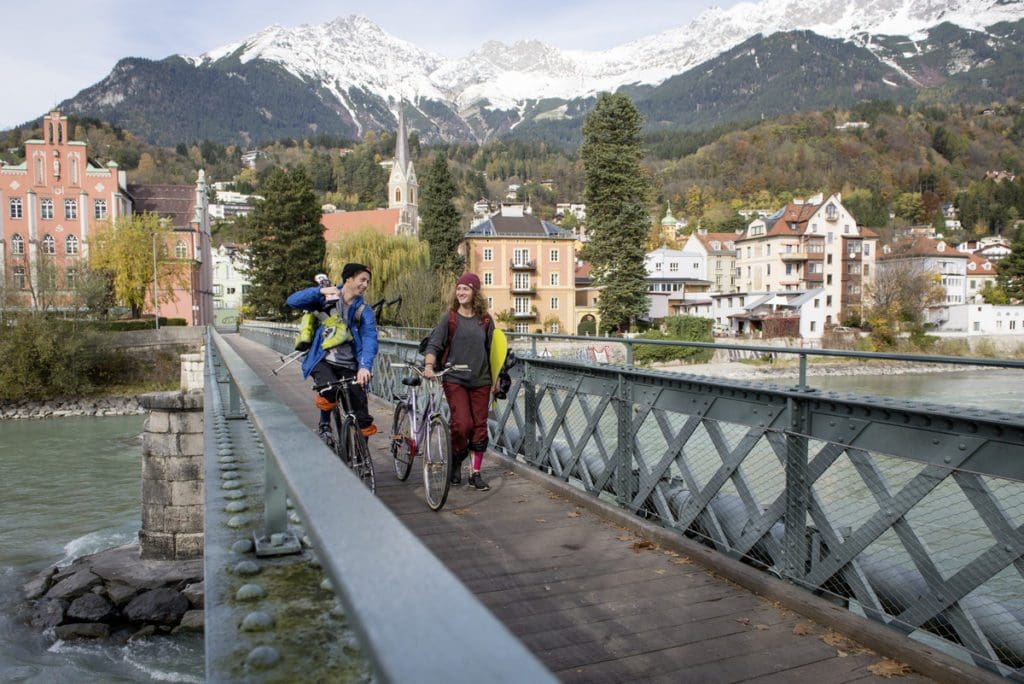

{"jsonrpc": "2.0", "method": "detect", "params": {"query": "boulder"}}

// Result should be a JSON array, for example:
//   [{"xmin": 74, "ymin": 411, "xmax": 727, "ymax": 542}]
[
  {"xmin": 173, "ymin": 609, "xmax": 205, "ymax": 633},
  {"xmin": 22, "ymin": 567, "xmax": 56, "ymax": 600},
  {"xmin": 29, "ymin": 598, "xmax": 68, "ymax": 630},
  {"xmin": 56, "ymin": 623, "xmax": 110, "ymax": 640},
  {"xmin": 105, "ymin": 581, "xmax": 137, "ymax": 607},
  {"xmin": 182, "ymin": 581, "xmax": 204, "ymax": 608},
  {"xmin": 46, "ymin": 569, "xmax": 101, "ymax": 600},
  {"xmin": 67, "ymin": 593, "xmax": 113, "ymax": 623},
  {"xmin": 124, "ymin": 588, "xmax": 189, "ymax": 625}
]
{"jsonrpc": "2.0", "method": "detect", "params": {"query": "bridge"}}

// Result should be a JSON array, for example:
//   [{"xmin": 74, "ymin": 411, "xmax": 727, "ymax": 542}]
[{"xmin": 195, "ymin": 323, "xmax": 1024, "ymax": 682}]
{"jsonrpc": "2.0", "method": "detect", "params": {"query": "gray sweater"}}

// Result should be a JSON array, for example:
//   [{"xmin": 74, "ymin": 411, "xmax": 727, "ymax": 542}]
[{"xmin": 424, "ymin": 311, "xmax": 492, "ymax": 388}]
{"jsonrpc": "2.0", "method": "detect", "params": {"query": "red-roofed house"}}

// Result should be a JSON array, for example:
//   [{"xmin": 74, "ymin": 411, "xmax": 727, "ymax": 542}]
[
  {"xmin": 966, "ymin": 252, "xmax": 998, "ymax": 301},
  {"xmin": 681, "ymin": 229, "xmax": 742, "ymax": 293},
  {"xmin": 736, "ymin": 193, "xmax": 876, "ymax": 326}
]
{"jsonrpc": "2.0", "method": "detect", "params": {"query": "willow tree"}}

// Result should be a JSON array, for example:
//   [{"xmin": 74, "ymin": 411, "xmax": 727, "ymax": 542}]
[
  {"xmin": 89, "ymin": 212, "xmax": 176, "ymax": 319},
  {"xmin": 581, "ymin": 92, "xmax": 652, "ymax": 332},
  {"xmin": 326, "ymin": 228, "xmax": 442, "ymax": 327}
]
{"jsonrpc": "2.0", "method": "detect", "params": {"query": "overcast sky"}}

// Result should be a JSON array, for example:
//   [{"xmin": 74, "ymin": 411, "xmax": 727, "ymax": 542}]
[{"xmin": 0, "ymin": 0, "xmax": 744, "ymax": 130}]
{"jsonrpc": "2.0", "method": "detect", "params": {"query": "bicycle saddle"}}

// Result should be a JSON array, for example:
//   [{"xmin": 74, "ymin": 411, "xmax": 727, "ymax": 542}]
[{"xmin": 402, "ymin": 377, "xmax": 422, "ymax": 387}]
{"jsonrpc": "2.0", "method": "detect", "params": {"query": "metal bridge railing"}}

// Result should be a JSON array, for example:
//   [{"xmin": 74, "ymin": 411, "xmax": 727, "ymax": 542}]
[
  {"xmin": 206, "ymin": 327, "xmax": 554, "ymax": 683},
  {"xmin": 241, "ymin": 321, "xmax": 1024, "ymax": 678}
]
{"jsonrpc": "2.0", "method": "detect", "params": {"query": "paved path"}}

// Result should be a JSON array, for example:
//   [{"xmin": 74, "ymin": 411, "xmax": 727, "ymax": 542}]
[{"xmin": 223, "ymin": 332, "xmax": 937, "ymax": 683}]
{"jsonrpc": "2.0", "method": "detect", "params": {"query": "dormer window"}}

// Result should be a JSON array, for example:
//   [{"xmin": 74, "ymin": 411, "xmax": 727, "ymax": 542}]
[{"xmin": 825, "ymin": 203, "xmax": 838, "ymax": 221}]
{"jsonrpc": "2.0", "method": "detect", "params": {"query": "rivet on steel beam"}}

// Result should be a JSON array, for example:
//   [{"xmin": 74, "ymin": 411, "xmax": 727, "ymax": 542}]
[
  {"xmin": 221, "ymin": 471, "xmax": 241, "ymax": 480},
  {"xmin": 959, "ymin": 444, "xmax": 967, "ymax": 451},
  {"xmin": 245, "ymin": 646, "xmax": 280, "ymax": 670},
  {"xmin": 227, "ymin": 515, "xmax": 249, "ymax": 528},
  {"xmin": 236, "ymin": 584, "xmax": 266, "ymax": 601},
  {"xmin": 224, "ymin": 490, "xmax": 246, "ymax": 501},
  {"xmin": 231, "ymin": 539, "xmax": 254, "ymax": 554},
  {"xmin": 933, "ymin": 439, "xmax": 940, "ymax": 445},
  {"xmin": 241, "ymin": 611, "xmax": 274, "ymax": 632},
  {"xmin": 234, "ymin": 560, "xmax": 261, "ymax": 576},
  {"xmin": 225, "ymin": 501, "xmax": 248, "ymax": 513}
]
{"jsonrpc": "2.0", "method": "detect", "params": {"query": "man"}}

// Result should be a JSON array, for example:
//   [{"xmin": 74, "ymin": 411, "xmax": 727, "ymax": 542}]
[{"xmin": 286, "ymin": 263, "xmax": 379, "ymax": 445}]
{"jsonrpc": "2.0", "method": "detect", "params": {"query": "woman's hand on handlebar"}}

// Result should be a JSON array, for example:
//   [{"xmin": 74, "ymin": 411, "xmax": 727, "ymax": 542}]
[{"xmin": 422, "ymin": 364, "xmax": 435, "ymax": 380}]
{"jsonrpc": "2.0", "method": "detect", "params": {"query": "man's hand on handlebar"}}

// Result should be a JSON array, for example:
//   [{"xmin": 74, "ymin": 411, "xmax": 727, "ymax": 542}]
[{"xmin": 356, "ymin": 368, "xmax": 372, "ymax": 386}]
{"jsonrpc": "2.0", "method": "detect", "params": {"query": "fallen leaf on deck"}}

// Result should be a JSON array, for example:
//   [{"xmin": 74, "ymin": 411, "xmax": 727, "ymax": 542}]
[
  {"xmin": 867, "ymin": 659, "xmax": 912, "ymax": 677},
  {"xmin": 630, "ymin": 541, "xmax": 655, "ymax": 552},
  {"xmin": 670, "ymin": 557, "xmax": 693, "ymax": 565},
  {"xmin": 754, "ymin": 624, "xmax": 769, "ymax": 630},
  {"xmin": 837, "ymin": 650, "xmax": 849, "ymax": 658},
  {"xmin": 515, "ymin": 499, "xmax": 528, "ymax": 504},
  {"xmin": 735, "ymin": 617, "xmax": 751, "ymax": 625},
  {"xmin": 617, "ymin": 535, "xmax": 634, "ymax": 541},
  {"xmin": 451, "ymin": 508, "xmax": 471, "ymax": 516},
  {"xmin": 536, "ymin": 518, "xmax": 547, "ymax": 523},
  {"xmin": 655, "ymin": 569, "xmax": 667, "ymax": 575},
  {"xmin": 568, "ymin": 511, "xmax": 581, "ymax": 518},
  {"xmin": 792, "ymin": 623, "xmax": 814, "ymax": 636}
]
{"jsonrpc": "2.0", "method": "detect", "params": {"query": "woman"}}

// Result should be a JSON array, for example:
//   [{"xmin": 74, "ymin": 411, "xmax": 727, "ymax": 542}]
[{"xmin": 422, "ymin": 273, "xmax": 494, "ymax": 491}]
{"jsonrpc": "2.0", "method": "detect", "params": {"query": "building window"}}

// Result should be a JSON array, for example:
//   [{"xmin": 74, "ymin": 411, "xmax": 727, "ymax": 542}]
[
  {"xmin": 41, "ymin": 234, "xmax": 55, "ymax": 255},
  {"xmin": 241, "ymin": 284, "xmax": 251, "ymax": 294},
  {"xmin": 810, "ymin": 321, "xmax": 817, "ymax": 332},
  {"xmin": 11, "ymin": 234, "xmax": 24, "ymax": 255},
  {"xmin": 213, "ymin": 284, "xmax": 223, "ymax": 295},
  {"xmin": 550, "ymin": 272, "xmax": 559, "ymax": 286},
  {"xmin": 486, "ymin": 297, "xmax": 493, "ymax": 309},
  {"xmin": 175, "ymin": 240, "xmax": 188, "ymax": 259},
  {"xmin": 513, "ymin": 248, "xmax": 529, "ymax": 266},
  {"xmin": 65, "ymin": 235, "xmax": 79, "ymax": 255},
  {"xmin": 826, "ymin": 295, "xmax": 833, "ymax": 306},
  {"xmin": 826, "ymin": 254, "xmax": 833, "ymax": 265},
  {"xmin": 483, "ymin": 272, "xmax": 493, "ymax": 285},
  {"xmin": 514, "ymin": 272, "xmax": 530, "ymax": 290},
  {"xmin": 227, "ymin": 287, "xmax": 236, "ymax": 295},
  {"xmin": 483, "ymin": 248, "xmax": 493, "ymax": 261},
  {"xmin": 64, "ymin": 199, "xmax": 77, "ymax": 220},
  {"xmin": 515, "ymin": 323, "xmax": 528, "ymax": 334},
  {"xmin": 40, "ymin": 198, "xmax": 54, "ymax": 220},
  {"xmin": 514, "ymin": 297, "xmax": 530, "ymax": 314},
  {"xmin": 767, "ymin": 264, "xmax": 771, "ymax": 276},
  {"xmin": 863, "ymin": 264, "xmax": 870, "ymax": 276},
  {"xmin": 550, "ymin": 297, "xmax": 559, "ymax": 310},
  {"xmin": 785, "ymin": 263, "xmax": 793, "ymax": 275},
  {"xmin": 66, "ymin": 268, "xmax": 77, "ymax": 289},
  {"xmin": 550, "ymin": 249, "xmax": 560, "ymax": 262},
  {"xmin": 13, "ymin": 266, "xmax": 26, "ymax": 289},
  {"xmin": 826, "ymin": 274, "xmax": 833, "ymax": 285},
  {"xmin": 863, "ymin": 244, "xmax": 871, "ymax": 256},
  {"xmin": 94, "ymin": 199, "xmax": 107, "ymax": 219},
  {"xmin": 669, "ymin": 262, "xmax": 678, "ymax": 272},
  {"xmin": 9, "ymin": 198, "xmax": 22, "ymax": 219}
]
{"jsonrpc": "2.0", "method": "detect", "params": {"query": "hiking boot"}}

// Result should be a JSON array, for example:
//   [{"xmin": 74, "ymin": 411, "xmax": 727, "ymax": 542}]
[
  {"xmin": 361, "ymin": 424, "xmax": 378, "ymax": 438},
  {"xmin": 468, "ymin": 471, "xmax": 490, "ymax": 491},
  {"xmin": 318, "ymin": 424, "xmax": 335, "ymax": 449}
]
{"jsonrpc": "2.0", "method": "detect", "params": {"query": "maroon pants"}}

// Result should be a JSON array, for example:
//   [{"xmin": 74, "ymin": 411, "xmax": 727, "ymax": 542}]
[{"xmin": 442, "ymin": 383, "xmax": 491, "ymax": 456}]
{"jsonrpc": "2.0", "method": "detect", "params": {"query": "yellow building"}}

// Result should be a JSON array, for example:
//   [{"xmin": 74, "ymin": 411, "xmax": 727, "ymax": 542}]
[{"xmin": 463, "ymin": 204, "xmax": 576, "ymax": 334}]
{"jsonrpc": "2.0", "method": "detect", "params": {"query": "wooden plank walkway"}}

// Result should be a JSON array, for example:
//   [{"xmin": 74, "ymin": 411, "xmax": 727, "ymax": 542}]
[{"xmin": 223, "ymin": 332, "xmax": 943, "ymax": 683}]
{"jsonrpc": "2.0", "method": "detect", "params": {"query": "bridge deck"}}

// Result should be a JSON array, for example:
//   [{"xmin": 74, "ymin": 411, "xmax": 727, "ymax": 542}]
[{"xmin": 223, "ymin": 332, "xmax": 933, "ymax": 683}]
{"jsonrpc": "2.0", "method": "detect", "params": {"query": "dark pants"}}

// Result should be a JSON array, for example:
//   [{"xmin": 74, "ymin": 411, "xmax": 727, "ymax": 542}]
[
  {"xmin": 311, "ymin": 360, "xmax": 373, "ymax": 429},
  {"xmin": 443, "ymin": 383, "xmax": 491, "ymax": 457}
]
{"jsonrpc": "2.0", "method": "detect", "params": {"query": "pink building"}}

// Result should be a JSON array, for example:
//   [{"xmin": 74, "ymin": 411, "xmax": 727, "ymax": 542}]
[{"xmin": 1, "ymin": 111, "xmax": 131, "ymax": 308}]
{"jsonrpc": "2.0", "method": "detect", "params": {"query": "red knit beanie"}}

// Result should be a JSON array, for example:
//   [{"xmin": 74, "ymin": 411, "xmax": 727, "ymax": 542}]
[{"xmin": 457, "ymin": 273, "xmax": 481, "ymax": 290}]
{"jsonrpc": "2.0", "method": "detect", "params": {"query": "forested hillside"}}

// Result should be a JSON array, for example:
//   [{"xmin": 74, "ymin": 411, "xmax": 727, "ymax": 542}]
[{"xmin": 3, "ymin": 99, "xmax": 1022, "ymax": 240}]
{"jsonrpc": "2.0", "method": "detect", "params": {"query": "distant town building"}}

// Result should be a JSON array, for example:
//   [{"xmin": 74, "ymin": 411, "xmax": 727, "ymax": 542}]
[
  {"xmin": 736, "ymin": 193, "xmax": 877, "ymax": 326},
  {"xmin": 673, "ymin": 289, "xmax": 827, "ymax": 339},
  {"xmin": 463, "ymin": 203, "xmax": 576, "ymax": 334},
  {"xmin": 879, "ymin": 237, "xmax": 968, "ymax": 326},
  {"xmin": 211, "ymin": 243, "xmax": 250, "ymax": 326},
  {"xmin": 682, "ymin": 229, "xmax": 741, "ymax": 293},
  {"xmin": 209, "ymin": 189, "xmax": 261, "ymax": 220},
  {"xmin": 1, "ymin": 110, "xmax": 132, "ymax": 310}
]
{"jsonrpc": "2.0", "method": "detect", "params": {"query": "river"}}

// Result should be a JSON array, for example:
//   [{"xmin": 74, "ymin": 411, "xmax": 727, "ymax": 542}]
[{"xmin": 0, "ymin": 415, "xmax": 203, "ymax": 683}]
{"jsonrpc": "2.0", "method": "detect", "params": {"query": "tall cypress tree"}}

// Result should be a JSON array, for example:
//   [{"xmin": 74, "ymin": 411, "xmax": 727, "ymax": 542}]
[
  {"xmin": 419, "ymin": 154, "xmax": 465, "ymax": 277},
  {"xmin": 581, "ymin": 92, "xmax": 652, "ymax": 332},
  {"xmin": 245, "ymin": 167, "xmax": 325, "ymax": 318}
]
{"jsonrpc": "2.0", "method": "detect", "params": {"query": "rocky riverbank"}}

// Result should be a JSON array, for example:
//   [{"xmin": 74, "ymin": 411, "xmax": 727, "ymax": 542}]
[
  {"xmin": 14, "ymin": 544, "xmax": 203, "ymax": 642},
  {"xmin": 0, "ymin": 395, "xmax": 145, "ymax": 420}
]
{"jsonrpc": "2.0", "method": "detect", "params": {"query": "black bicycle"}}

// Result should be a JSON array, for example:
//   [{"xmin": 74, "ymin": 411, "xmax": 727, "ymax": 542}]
[{"xmin": 312, "ymin": 377, "xmax": 376, "ymax": 493}]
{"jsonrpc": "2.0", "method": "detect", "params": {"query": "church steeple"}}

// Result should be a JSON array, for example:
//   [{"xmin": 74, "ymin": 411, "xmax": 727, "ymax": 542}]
[{"xmin": 389, "ymin": 102, "xmax": 418, "ymax": 236}]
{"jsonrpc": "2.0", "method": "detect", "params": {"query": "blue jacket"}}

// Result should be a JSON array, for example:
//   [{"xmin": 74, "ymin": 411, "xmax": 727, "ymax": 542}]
[{"xmin": 286, "ymin": 286, "xmax": 378, "ymax": 379}]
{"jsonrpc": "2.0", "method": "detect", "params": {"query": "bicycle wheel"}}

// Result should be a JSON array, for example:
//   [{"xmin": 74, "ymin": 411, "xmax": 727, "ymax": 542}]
[
  {"xmin": 390, "ymin": 403, "xmax": 414, "ymax": 481},
  {"xmin": 423, "ymin": 417, "xmax": 452, "ymax": 511},
  {"xmin": 343, "ymin": 416, "xmax": 376, "ymax": 493},
  {"xmin": 331, "ymin": 408, "xmax": 347, "ymax": 464}
]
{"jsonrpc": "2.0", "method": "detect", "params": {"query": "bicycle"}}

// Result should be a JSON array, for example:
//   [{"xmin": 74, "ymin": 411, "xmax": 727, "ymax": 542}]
[
  {"xmin": 312, "ymin": 376, "xmax": 376, "ymax": 493},
  {"xmin": 389, "ymin": 363, "xmax": 468, "ymax": 511}
]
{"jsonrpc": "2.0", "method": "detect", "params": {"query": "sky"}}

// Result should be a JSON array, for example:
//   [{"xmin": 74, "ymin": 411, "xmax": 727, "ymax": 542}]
[{"xmin": 0, "ymin": 0, "xmax": 745, "ymax": 130}]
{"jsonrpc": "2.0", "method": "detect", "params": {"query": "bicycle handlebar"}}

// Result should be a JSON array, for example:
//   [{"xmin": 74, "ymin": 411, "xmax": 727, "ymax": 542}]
[
  {"xmin": 391, "ymin": 362, "xmax": 469, "ymax": 380},
  {"xmin": 312, "ymin": 376, "xmax": 365, "ymax": 393}
]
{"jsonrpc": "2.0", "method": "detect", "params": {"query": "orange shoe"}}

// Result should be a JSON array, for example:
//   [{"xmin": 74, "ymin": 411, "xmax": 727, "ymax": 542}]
[{"xmin": 361, "ymin": 424, "xmax": 378, "ymax": 438}]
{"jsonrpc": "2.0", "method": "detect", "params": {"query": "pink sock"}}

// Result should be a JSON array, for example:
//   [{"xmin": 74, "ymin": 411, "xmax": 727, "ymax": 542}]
[{"xmin": 472, "ymin": 451, "xmax": 484, "ymax": 471}]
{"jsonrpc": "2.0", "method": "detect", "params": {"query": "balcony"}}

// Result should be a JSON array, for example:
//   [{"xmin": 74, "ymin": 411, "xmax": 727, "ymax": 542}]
[
  {"xmin": 780, "ymin": 252, "xmax": 809, "ymax": 262},
  {"xmin": 510, "ymin": 259, "xmax": 537, "ymax": 271},
  {"xmin": 510, "ymin": 284, "xmax": 537, "ymax": 294},
  {"xmin": 513, "ymin": 309, "xmax": 538, "ymax": 319}
]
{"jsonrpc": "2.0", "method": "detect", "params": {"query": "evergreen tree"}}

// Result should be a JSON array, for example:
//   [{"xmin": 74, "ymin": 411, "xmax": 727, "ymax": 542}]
[
  {"xmin": 419, "ymin": 154, "xmax": 465, "ymax": 277},
  {"xmin": 581, "ymin": 93, "xmax": 652, "ymax": 332},
  {"xmin": 997, "ymin": 227, "xmax": 1024, "ymax": 302},
  {"xmin": 245, "ymin": 167, "xmax": 324, "ymax": 318}
]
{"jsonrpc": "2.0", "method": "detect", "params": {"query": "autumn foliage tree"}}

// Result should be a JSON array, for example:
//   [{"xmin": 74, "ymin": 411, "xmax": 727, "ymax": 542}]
[{"xmin": 89, "ymin": 212, "xmax": 177, "ymax": 319}]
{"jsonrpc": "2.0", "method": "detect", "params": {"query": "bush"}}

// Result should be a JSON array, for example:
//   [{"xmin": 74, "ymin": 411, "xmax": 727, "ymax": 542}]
[
  {"xmin": 632, "ymin": 316, "xmax": 714, "ymax": 366},
  {"xmin": 84, "ymin": 317, "xmax": 187, "ymax": 332},
  {"xmin": 0, "ymin": 314, "xmax": 104, "ymax": 400}
]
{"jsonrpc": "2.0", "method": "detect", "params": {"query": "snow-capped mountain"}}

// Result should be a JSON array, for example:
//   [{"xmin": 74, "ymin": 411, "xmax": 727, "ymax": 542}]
[{"xmin": 52, "ymin": 0, "xmax": 1024, "ymax": 145}]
